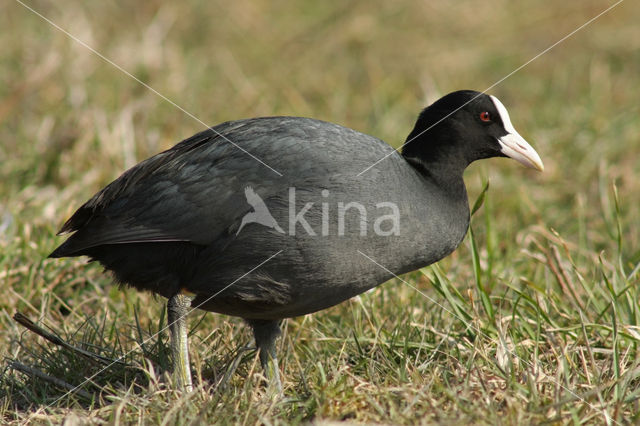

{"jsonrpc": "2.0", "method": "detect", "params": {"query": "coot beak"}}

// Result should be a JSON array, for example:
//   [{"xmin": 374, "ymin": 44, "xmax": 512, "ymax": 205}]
[
  {"xmin": 489, "ymin": 94, "xmax": 544, "ymax": 172},
  {"xmin": 498, "ymin": 132, "xmax": 544, "ymax": 172}
]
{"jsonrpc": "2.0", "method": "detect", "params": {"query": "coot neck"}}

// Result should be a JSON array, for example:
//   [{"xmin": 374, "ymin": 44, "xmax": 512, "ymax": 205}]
[
  {"xmin": 399, "ymin": 151, "xmax": 471, "ymax": 272},
  {"xmin": 401, "ymin": 118, "xmax": 471, "ymax": 202},
  {"xmin": 401, "ymin": 153, "xmax": 468, "ymax": 203}
]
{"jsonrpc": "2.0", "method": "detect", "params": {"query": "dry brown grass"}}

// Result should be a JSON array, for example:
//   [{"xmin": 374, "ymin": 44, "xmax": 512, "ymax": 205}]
[{"xmin": 2, "ymin": 0, "xmax": 640, "ymax": 424}]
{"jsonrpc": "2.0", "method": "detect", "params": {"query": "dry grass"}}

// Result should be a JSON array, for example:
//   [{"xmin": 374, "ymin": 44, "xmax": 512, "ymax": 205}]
[{"xmin": 2, "ymin": 0, "xmax": 640, "ymax": 424}]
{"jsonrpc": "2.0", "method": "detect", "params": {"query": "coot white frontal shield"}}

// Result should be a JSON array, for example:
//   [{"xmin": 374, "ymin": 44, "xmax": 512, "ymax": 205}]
[{"xmin": 490, "ymin": 95, "xmax": 544, "ymax": 171}]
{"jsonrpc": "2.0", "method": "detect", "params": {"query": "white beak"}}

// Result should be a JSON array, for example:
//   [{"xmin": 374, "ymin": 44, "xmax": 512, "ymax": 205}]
[
  {"xmin": 490, "ymin": 95, "xmax": 544, "ymax": 172},
  {"xmin": 498, "ymin": 132, "xmax": 544, "ymax": 172}
]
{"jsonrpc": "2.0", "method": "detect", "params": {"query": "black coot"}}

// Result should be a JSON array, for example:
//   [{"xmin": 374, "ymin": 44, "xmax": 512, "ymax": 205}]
[{"xmin": 50, "ymin": 90, "xmax": 543, "ymax": 392}]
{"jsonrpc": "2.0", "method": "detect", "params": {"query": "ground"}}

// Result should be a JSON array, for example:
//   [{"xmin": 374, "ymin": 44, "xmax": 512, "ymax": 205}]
[{"xmin": 1, "ymin": 0, "xmax": 640, "ymax": 424}]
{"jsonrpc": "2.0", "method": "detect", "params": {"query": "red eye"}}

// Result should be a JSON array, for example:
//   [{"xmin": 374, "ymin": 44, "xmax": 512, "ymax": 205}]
[{"xmin": 479, "ymin": 111, "xmax": 491, "ymax": 122}]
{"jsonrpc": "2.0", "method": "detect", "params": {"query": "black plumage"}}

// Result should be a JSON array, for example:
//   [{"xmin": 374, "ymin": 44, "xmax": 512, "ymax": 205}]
[{"xmin": 50, "ymin": 90, "xmax": 543, "ymax": 391}]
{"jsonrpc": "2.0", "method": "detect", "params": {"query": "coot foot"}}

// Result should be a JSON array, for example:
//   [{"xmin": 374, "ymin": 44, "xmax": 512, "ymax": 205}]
[
  {"xmin": 248, "ymin": 319, "xmax": 282, "ymax": 395},
  {"xmin": 168, "ymin": 293, "xmax": 193, "ymax": 392}
]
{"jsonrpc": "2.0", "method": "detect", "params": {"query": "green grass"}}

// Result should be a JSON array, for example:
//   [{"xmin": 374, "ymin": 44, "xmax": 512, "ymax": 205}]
[{"xmin": 2, "ymin": 0, "xmax": 640, "ymax": 424}]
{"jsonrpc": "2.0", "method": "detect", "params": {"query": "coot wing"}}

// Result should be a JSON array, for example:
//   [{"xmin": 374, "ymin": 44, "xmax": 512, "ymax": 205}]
[{"xmin": 50, "ymin": 117, "xmax": 393, "ymax": 257}]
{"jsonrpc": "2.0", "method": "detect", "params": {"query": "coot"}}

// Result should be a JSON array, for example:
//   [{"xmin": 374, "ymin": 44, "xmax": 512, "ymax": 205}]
[{"xmin": 50, "ymin": 90, "xmax": 543, "ymax": 392}]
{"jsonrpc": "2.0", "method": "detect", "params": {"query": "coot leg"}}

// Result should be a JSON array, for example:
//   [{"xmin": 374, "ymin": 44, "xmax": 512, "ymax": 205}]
[
  {"xmin": 167, "ymin": 293, "xmax": 193, "ymax": 392},
  {"xmin": 248, "ymin": 319, "xmax": 282, "ymax": 395}
]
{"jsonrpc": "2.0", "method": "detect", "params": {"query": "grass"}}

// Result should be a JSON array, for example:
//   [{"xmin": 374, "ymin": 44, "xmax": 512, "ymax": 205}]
[{"xmin": 2, "ymin": 0, "xmax": 640, "ymax": 424}]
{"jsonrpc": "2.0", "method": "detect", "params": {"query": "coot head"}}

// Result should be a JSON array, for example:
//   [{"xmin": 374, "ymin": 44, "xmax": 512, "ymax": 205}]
[{"xmin": 402, "ymin": 90, "xmax": 544, "ymax": 173}]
